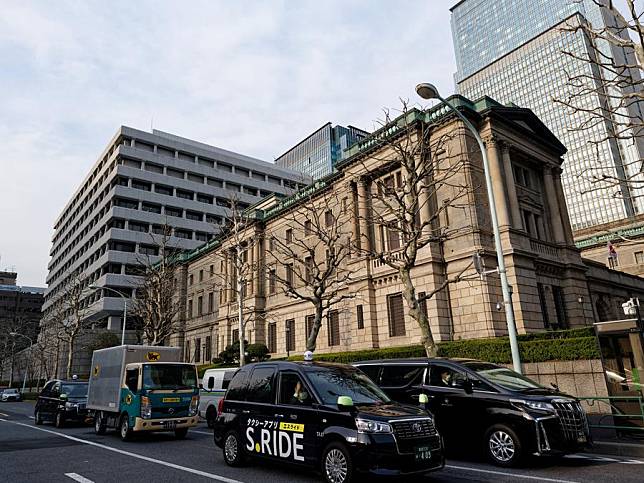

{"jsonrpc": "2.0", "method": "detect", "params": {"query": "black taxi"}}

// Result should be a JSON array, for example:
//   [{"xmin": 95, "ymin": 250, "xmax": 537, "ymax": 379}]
[{"xmin": 213, "ymin": 361, "xmax": 444, "ymax": 483}]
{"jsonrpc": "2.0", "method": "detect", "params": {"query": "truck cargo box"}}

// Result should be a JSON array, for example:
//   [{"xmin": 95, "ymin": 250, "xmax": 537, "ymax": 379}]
[{"xmin": 87, "ymin": 345, "xmax": 181, "ymax": 413}]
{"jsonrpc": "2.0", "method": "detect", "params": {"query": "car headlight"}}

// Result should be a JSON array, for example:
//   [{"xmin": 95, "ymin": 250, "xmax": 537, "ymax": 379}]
[
  {"xmin": 141, "ymin": 396, "xmax": 152, "ymax": 419},
  {"xmin": 65, "ymin": 402, "xmax": 78, "ymax": 409},
  {"xmin": 511, "ymin": 399, "xmax": 555, "ymax": 413},
  {"xmin": 189, "ymin": 396, "xmax": 199, "ymax": 416},
  {"xmin": 355, "ymin": 418, "xmax": 393, "ymax": 434}
]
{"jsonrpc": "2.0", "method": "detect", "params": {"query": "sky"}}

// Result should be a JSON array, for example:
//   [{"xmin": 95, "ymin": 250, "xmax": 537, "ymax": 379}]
[{"xmin": 0, "ymin": 0, "xmax": 457, "ymax": 287}]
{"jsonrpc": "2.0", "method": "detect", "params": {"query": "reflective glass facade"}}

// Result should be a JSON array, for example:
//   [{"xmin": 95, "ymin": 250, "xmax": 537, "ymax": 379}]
[
  {"xmin": 451, "ymin": 0, "xmax": 643, "ymax": 231},
  {"xmin": 276, "ymin": 123, "xmax": 368, "ymax": 179}
]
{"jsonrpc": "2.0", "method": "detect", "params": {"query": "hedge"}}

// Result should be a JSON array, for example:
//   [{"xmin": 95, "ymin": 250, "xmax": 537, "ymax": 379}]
[{"xmin": 285, "ymin": 328, "xmax": 600, "ymax": 365}]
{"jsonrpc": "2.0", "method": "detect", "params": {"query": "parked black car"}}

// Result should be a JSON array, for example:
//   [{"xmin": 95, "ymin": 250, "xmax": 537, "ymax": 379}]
[
  {"xmin": 1, "ymin": 388, "xmax": 22, "ymax": 402},
  {"xmin": 353, "ymin": 358, "xmax": 590, "ymax": 467},
  {"xmin": 213, "ymin": 361, "xmax": 444, "ymax": 483},
  {"xmin": 34, "ymin": 379, "xmax": 90, "ymax": 427}
]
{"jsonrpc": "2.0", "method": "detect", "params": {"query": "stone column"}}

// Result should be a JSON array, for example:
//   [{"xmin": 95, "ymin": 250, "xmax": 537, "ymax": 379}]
[
  {"xmin": 501, "ymin": 144, "xmax": 523, "ymax": 230},
  {"xmin": 485, "ymin": 136, "xmax": 511, "ymax": 228},
  {"xmin": 248, "ymin": 240, "xmax": 254, "ymax": 296},
  {"xmin": 357, "ymin": 178, "xmax": 371, "ymax": 253},
  {"xmin": 350, "ymin": 182, "xmax": 360, "ymax": 257},
  {"xmin": 419, "ymin": 176, "xmax": 433, "ymax": 235},
  {"xmin": 553, "ymin": 167, "xmax": 574, "ymax": 244},
  {"xmin": 254, "ymin": 237, "xmax": 263, "ymax": 295},
  {"xmin": 543, "ymin": 167, "xmax": 566, "ymax": 243}
]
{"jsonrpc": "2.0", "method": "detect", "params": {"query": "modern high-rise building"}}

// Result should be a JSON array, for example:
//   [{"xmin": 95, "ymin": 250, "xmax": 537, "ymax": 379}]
[
  {"xmin": 42, "ymin": 126, "xmax": 309, "ymax": 348},
  {"xmin": 451, "ymin": 0, "xmax": 644, "ymax": 232},
  {"xmin": 275, "ymin": 123, "xmax": 368, "ymax": 179}
]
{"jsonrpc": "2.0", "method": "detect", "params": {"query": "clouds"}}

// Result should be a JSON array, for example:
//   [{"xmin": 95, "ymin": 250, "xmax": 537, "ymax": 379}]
[{"xmin": 0, "ymin": 0, "xmax": 455, "ymax": 285}]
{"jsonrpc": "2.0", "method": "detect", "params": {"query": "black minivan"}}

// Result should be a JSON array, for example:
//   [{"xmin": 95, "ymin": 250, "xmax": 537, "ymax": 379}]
[
  {"xmin": 213, "ymin": 361, "xmax": 444, "ymax": 483},
  {"xmin": 353, "ymin": 358, "xmax": 590, "ymax": 467},
  {"xmin": 34, "ymin": 379, "xmax": 89, "ymax": 427}
]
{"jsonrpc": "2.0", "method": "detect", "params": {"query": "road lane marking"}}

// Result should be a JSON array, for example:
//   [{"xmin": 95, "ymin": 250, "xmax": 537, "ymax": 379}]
[
  {"xmin": 0, "ymin": 419, "xmax": 243, "ymax": 483},
  {"xmin": 0, "ymin": 412, "xmax": 8, "ymax": 417},
  {"xmin": 445, "ymin": 464, "xmax": 579, "ymax": 482},
  {"xmin": 191, "ymin": 430, "xmax": 213, "ymax": 436},
  {"xmin": 65, "ymin": 473, "xmax": 95, "ymax": 483}
]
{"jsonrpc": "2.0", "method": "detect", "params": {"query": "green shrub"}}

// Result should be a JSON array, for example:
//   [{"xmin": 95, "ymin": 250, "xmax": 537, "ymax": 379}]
[{"xmin": 284, "ymin": 327, "xmax": 600, "ymax": 365}]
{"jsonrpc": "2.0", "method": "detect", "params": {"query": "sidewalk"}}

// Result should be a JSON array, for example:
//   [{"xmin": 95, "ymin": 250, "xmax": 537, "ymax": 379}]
[{"xmin": 587, "ymin": 422, "xmax": 644, "ymax": 458}]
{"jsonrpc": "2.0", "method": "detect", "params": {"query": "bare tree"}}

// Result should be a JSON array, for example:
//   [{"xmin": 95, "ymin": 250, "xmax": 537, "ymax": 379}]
[
  {"xmin": 208, "ymin": 196, "xmax": 259, "ymax": 367},
  {"xmin": 128, "ymin": 224, "xmax": 183, "ymax": 346},
  {"xmin": 356, "ymin": 102, "xmax": 475, "ymax": 357},
  {"xmin": 266, "ymin": 190, "xmax": 356, "ymax": 353},
  {"xmin": 556, "ymin": 0, "xmax": 644, "ymax": 199},
  {"xmin": 50, "ymin": 271, "xmax": 92, "ymax": 379}
]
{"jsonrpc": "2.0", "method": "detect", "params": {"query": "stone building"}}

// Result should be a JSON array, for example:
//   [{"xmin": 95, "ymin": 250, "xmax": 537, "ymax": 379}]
[{"xmin": 173, "ymin": 96, "xmax": 644, "ymax": 363}]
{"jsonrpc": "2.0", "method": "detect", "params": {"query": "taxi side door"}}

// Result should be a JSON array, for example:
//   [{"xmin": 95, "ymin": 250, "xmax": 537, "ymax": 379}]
[
  {"xmin": 275, "ymin": 370, "xmax": 319, "ymax": 467},
  {"xmin": 242, "ymin": 365, "xmax": 280, "ymax": 460}
]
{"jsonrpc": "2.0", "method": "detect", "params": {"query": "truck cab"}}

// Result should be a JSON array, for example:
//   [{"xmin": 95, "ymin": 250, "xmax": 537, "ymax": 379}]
[{"xmin": 88, "ymin": 345, "xmax": 199, "ymax": 441}]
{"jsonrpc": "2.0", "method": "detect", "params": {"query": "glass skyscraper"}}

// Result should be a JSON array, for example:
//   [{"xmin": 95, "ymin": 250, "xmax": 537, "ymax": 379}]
[
  {"xmin": 275, "ymin": 123, "xmax": 369, "ymax": 180},
  {"xmin": 451, "ymin": 0, "xmax": 644, "ymax": 231}
]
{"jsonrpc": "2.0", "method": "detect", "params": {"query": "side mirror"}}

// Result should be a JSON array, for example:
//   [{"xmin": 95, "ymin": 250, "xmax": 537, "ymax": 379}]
[
  {"xmin": 463, "ymin": 380, "xmax": 473, "ymax": 395},
  {"xmin": 207, "ymin": 377, "xmax": 215, "ymax": 390},
  {"xmin": 337, "ymin": 396, "xmax": 354, "ymax": 411},
  {"xmin": 59, "ymin": 393, "xmax": 68, "ymax": 401}
]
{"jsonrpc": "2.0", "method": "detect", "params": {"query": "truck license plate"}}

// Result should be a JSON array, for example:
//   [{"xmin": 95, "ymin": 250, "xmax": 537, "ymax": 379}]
[
  {"xmin": 415, "ymin": 445, "xmax": 431, "ymax": 461},
  {"xmin": 163, "ymin": 420, "xmax": 177, "ymax": 430}
]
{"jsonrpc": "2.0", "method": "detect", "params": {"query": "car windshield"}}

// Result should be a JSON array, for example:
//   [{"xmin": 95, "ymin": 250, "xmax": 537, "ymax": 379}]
[
  {"xmin": 463, "ymin": 362, "xmax": 544, "ymax": 391},
  {"xmin": 307, "ymin": 367, "xmax": 391, "ymax": 405},
  {"xmin": 143, "ymin": 364, "xmax": 197, "ymax": 390},
  {"xmin": 62, "ymin": 383, "xmax": 88, "ymax": 397},
  {"xmin": 4, "ymin": 389, "xmax": 18, "ymax": 393}
]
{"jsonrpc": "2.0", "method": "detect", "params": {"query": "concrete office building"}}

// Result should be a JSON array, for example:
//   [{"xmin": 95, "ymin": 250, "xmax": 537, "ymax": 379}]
[
  {"xmin": 451, "ymin": 0, "xmax": 644, "ymax": 232},
  {"xmin": 41, "ymin": 126, "xmax": 309, "ymax": 367},
  {"xmin": 275, "ymin": 123, "xmax": 368, "ymax": 179}
]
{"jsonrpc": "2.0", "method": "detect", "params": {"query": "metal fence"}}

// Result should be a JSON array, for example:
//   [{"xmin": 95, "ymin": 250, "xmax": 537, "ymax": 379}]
[{"xmin": 579, "ymin": 396, "xmax": 644, "ymax": 435}]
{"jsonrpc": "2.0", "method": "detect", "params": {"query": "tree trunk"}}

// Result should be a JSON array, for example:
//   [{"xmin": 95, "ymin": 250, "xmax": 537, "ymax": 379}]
[
  {"xmin": 66, "ymin": 338, "xmax": 74, "ymax": 379},
  {"xmin": 306, "ymin": 307, "xmax": 324, "ymax": 352},
  {"xmin": 237, "ymin": 277, "xmax": 245, "ymax": 367},
  {"xmin": 399, "ymin": 267, "xmax": 437, "ymax": 357}
]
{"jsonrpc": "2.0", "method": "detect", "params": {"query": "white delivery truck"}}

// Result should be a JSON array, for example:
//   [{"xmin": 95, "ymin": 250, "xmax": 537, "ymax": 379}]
[{"xmin": 87, "ymin": 345, "xmax": 199, "ymax": 441}]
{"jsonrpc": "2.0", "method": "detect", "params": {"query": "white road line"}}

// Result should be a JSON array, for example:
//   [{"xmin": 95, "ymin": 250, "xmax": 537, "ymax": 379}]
[
  {"xmin": 0, "ymin": 412, "xmax": 8, "ymax": 417},
  {"xmin": 29, "ymin": 416, "xmax": 35, "ymax": 419},
  {"xmin": 191, "ymin": 430, "xmax": 213, "ymax": 436},
  {"xmin": 0, "ymin": 419, "xmax": 243, "ymax": 483},
  {"xmin": 65, "ymin": 473, "xmax": 95, "ymax": 483},
  {"xmin": 445, "ymin": 464, "xmax": 579, "ymax": 483}
]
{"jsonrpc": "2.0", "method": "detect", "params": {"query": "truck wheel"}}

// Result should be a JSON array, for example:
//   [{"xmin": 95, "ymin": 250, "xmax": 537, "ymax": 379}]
[
  {"xmin": 485, "ymin": 424, "xmax": 523, "ymax": 467},
  {"xmin": 55, "ymin": 412, "xmax": 65, "ymax": 428},
  {"xmin": 206, "ymin": 407, "xmax": 216, "ymax": 429},
  {"xmin": 175, "ymin": 428, "xmax": 189, "ymax": 439},
  {"xmin": 322, "ymin": 441, "xmax": 354, "ymax": 483},
  {"xmin": 120, "ymin": 415, "xmax": 133, "ymax": 441},
  {"xmin": 223, "ymin": 430, "xmax": 245, "ymax": 467},
  {"xmin": 94, "ymin": 411, "xmax": 107, "ymax": 435},
  {"xmin": 34, "ymin": 410, "xmax": 43, "ymax": 425}
]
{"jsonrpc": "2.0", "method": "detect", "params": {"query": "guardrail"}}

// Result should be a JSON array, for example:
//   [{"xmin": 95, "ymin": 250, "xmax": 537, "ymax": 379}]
[{"xmin": 579, "ymin": 396, "xmax": 644, "ymax": 434}]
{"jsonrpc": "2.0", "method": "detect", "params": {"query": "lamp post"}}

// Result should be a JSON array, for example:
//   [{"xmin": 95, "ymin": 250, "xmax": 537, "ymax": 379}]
[
  {"xmin": 89, "ymin": 285, "xmax": 129, "ymax": 345},
  {"xmin": 415, "ymin": 82, "xmax": 522, "ymax": 373},
  {"xmin": 285, "ymin": 325, "xmax": 291, "ymax": 359},
  {"xmin": 9, "ymin": 332, "xmax": 33, "ymax": 393}
]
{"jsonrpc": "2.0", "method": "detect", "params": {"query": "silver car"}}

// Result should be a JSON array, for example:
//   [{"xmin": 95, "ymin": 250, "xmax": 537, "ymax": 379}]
[
  {"xmin": 1, "ymin": 388, "xmax": 22, "ymax": 402},
  {"xmin": 198, "ymin": 368, "xmax": 236, "ymax": 428}
]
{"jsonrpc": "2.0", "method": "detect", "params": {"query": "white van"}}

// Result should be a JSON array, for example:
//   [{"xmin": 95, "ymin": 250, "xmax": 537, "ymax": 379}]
[{"xmin": 199, "ymin": 368, "xmax": 237, "ymax": 428}]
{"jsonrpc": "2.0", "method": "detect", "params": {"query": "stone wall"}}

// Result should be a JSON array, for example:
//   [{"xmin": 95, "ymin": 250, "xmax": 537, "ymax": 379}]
[{"xmin": 505, "ymin": 359, "xmax": 608, "ymax": 414}]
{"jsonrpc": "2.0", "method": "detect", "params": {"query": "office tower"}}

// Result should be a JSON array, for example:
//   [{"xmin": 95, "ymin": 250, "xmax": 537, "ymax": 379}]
[
  {"xmin": 451, "ymin": 0, "xmax": 644, "ymax": 231},
  {"xmin": 42, "ymin": 126, "xmax": 308, "ymax": 340},
  {"xmin": 275, "ymin": 123, "xmax": 368, "ymax": 179}
]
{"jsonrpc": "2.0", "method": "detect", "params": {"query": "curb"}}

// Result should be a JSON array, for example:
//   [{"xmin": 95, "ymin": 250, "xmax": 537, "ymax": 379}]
[{"xmin": 587, "ymin": 440, "xmax": 644, "ymax": 458}]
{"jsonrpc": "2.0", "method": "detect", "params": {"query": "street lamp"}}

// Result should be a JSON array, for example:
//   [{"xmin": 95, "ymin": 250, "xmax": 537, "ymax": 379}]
[
  {"xmin": 285, "ymin": 325, "xmax": 291, "ymax": 359},
  {"xmin": 89, "ymin": 285, "xmax": 129, "ymax": 345},
  {"xmin": 9, "ymin": 332, "xmax": 33, "ymax": 393},
  {"xmin": 415, "ymin": 82, "xmax": 522, "ymax": 373}
]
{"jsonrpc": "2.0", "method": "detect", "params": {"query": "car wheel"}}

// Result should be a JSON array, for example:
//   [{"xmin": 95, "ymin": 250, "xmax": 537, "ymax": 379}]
[
  {"xmin": 34, "ymin": 410, "xmax": 43, "ymax": 425},
  {"xmin": 485, "ymin": 424, "xmax": 523, "ymax": 467},
  {"xmin": 206, "ymin": 407, "xmax": 216, "ymax": 429},
  {"xmin": 322, "ymin": 442, "xmax": 354, "ymax": 483},
  {"xmin": 55, "ymin": 412, "xmax": 65, "ymax": 428},
  {"xmin": 120, "ymin": 414, "xmax": 133, "ymax": 442},
  {"xmin": 223, "ymin": 430, "xmax": 245, "ymax": 467},
  {"xmin": 175, "ymin": 428, "xmax": 189, "ymax": 439},
  {"xmin": 94, "ymin": 411, "xmax": 107, "ymax": 435}
]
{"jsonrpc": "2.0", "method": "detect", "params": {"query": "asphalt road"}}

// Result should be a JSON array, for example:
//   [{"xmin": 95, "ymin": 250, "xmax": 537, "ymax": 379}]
[{"xmin": 1, "ymin": 401, "xmax": 643, "ymax": 483}]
